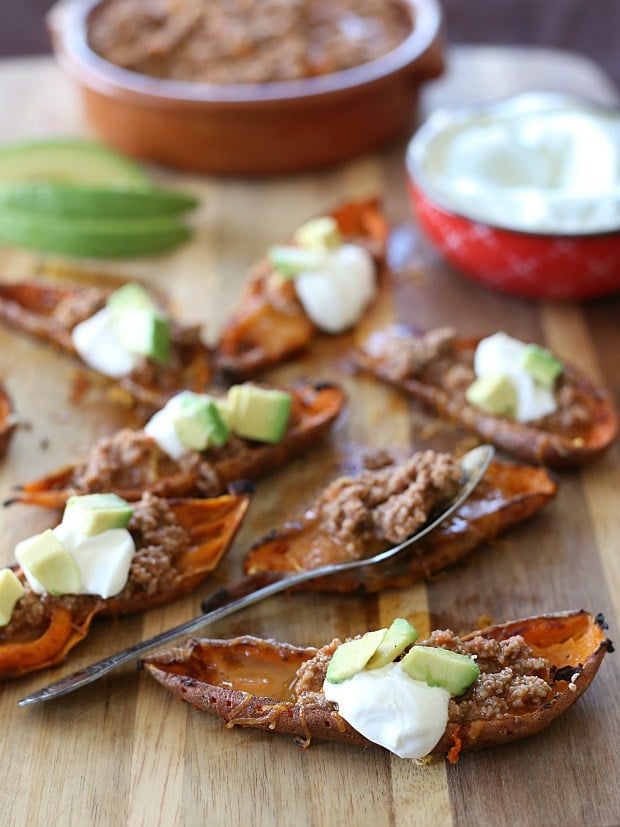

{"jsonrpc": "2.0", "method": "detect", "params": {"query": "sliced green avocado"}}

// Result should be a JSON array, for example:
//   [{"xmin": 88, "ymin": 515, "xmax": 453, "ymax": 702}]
[
  {"xmin": 173, "ymin": 393, "xmax": 230, "ymax": 450},
  {"xmin": 0, "ymin": 183, "xmax": 198, "ymax": 218},
  {"xmin": 0, "ymin": 138, "xmax": 150, "ymax": 186},
  {"xmin": 227, "ymin": 384, "xmax": 292, "ymax": 443},
  {"xmin": 113, "ymin": 306, "xmax": 171, "ymax": 364},
  {"xmin": 325, "ymin": 628, "xmax": 388, "ymax": 684},
  {"xmin": 63, "ymin": 493, "xmax": 134, "ymax": 536},
  {"xmin": 267, "ymin": 245, "xmax": 325, "ymax": 278},
  {"xmin": 15, "ymin": 529, "xmax": 82, "ymax": 596},
  {"xmin": 293, "ymin": 216, "xmax": 342, "ymax": 250},
  {"xmin": 106, "ymin": 282, "xmax": 159, "ymax": 314},
  {"xmin": 401, "ymin": 645, "xmax": 480, "ymax": 696},
  {"xmin": 465, "ymin": 373, "xmax": 518, "ymax": 418},
  {"xmin": 366, "ymin": 618, "xmax": 419, "ymax": 670},
  {"xmin": 0, "ymin": 568, "xmax": 25, "ymax": 626},
  {"xmin": 521, "ymin": 344, "xmax": 564, "ymax": 388},
  {"xmin": 0, "ymin": 208, "xmax": 191, "ymax": 258}
]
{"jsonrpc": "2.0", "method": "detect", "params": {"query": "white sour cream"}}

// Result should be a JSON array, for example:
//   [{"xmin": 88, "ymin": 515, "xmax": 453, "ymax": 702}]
[
  {"xmin": 323, "ymin": 662, "xmax": 449, "ymax": 760},
  {"xmin": 473, "ymin": 332, "xmax": 557, "ymax": 422},
  {"xmin": 294, "ymin": 244, "xmax": 376, "ymax": 334},
  {"xmin": 72, "ymin": 307, "xmax": 138, "ymax": 378},
  {"xmin": 415, "ymin": 96, "xmax": 620, "ymax": 234},
  {"xmin": 143, "ymin": 391, "xmax": 196, "ymax": 460}
]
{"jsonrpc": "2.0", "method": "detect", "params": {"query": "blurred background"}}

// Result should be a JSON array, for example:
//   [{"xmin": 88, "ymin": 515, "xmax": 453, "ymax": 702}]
[{"xmin": 2, "ymin": 0, "xmax": 619, "ymax": 91}]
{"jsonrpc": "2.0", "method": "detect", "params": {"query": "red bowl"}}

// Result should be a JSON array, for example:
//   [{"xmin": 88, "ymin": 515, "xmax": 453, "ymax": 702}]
[{"xmin": 406, "ymin": 94, "xmax": 620, "ymax": 300}]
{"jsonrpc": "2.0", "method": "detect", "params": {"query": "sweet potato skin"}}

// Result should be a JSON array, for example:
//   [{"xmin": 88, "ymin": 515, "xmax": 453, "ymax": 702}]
[
  {"xmin": 357, "ymin": 330, "xmax": 618, "ymax": 469},
  {"xmin": 0, "ymin": 381, "xmax": 15, "ymax": 457},
  {"xmin": 143, "ymin": 611, "xmax": 612, "ymax": 758}
]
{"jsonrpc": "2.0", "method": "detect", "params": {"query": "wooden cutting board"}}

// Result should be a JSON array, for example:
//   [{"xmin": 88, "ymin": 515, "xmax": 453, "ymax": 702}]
[{"xmin": 0, "ymin": 52, "xmax": 619, "ymax": 827}]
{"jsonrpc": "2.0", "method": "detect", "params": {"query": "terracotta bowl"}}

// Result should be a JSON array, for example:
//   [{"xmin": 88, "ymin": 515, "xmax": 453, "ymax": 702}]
[
  {"xmin": 48, "ymin": 0, "xmax": 444, "ymax": 176},
  {"xmin": 406, "ymin": 93, "xmax": 620, "ymax": 301}
]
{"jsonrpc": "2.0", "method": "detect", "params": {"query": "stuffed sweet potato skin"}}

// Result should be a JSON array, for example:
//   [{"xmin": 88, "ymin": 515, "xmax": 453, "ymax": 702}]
[
  {"xmin": 8, "ymin": 381, "xmax": 346, "ymax": 509},
  {"xmin": 0, "ymin": 280, "xmax": 214, "ymax": 409},
  {"xmin": 238, "ymin": 459, "xmax": 557, "ymax": 593},
  {"xmin": 358, "ymin": 329, "xmax": 618, "ymax": 469},
  {"xmin": 0, "ymin": 493, "xmax": 249, "ymax": 679},
  {"xmin": 217, "ymin": 198, "xmax": 390, "ymax": 376},
  {"xmin": 143, "ymin": 611, "xmax": 612, "ymax": 758}
]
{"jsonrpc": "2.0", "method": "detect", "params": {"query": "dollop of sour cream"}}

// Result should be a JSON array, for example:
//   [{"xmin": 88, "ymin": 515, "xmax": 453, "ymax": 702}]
[
  {"xmin": 417, "ymin": 97, "xmax": 620, "ymax": 234},
  {"xmin": 72, "ymin": 307, "xmax": 138, "ymax": 378},
  {"xmin": 323, "ymin": 662, "xmax": 450, "ymax": 760},
  {"xmin": 473, "ymin": 332, "xmax": 556, "ymax": 422},
  {"xmin": 294, "ymin": 244, "xmax": 376, "ymax": 334},
  {"xmin": 144, "ymin": 392, "xmax": 195, "ymax": 460}
]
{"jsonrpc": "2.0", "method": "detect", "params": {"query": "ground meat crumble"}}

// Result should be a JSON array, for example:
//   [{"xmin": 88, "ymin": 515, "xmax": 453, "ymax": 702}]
[
  {"xmin": 309, "ymin": 450, "xmax": 462, "ymax": 556},
  {"xmin": 291, "ymin": 630, "xmax": 554, "ymax": 722}
]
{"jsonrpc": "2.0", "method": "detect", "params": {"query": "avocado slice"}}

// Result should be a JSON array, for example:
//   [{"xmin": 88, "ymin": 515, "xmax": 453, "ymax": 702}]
[
  {"xmin": 15, "ymin": 529, "xmax": 82, "ymax": 596},
  {"xmin": 0, "ymin": 138, "xmax": 150, "ymax": 186},
  {"xmin": 521, "ymin": 344, "xmax": 564, "ymax": 388},
  {"xmin": 325, "ymin": 628, "xmax": 388, "ymax": 684},
  {"xmin": 293, "ymin": 216, "xmax": 342, "ymax": 250},
  {"xmin": 401, "ymin": 646, "xmax": 480, "ymax": 696},
  {"xmin": 366, "ymin": 618, "xmax": 419, "ymax": 669},
  {"xmin": 465, "ymin": 373, "xmax": 518, "ymax": 418},
  {"xmin": 106, "ymin": 282, "xmax": 159, "ymax": 314},
  {"xmin": 227, "ymin": 385, "xmax": 292, "ymax": 443},
  {"xmin": 0, "ymin": 208, "xmax": 191, "ymax": 258},
  {"xmin": 267, "ymin": 245, "xmax": 325, "ymax": 278},
  {"xmin": 0, "ymin": 183, "xmax": 198, "ymax": 218},
  {"xmin": 173, "ymin": 393, "xmax": 230, "ymax": 450},
  {"xmin": 62, "ymin": 493, "xmax": 134, "ymax": 536},
  {"xmin": 0, "ymin": 568, "xmax": 25, "ymax": 626},
  {"xmin": 113, "ymin": 307, "xmax": 171, "ymax": 364}
]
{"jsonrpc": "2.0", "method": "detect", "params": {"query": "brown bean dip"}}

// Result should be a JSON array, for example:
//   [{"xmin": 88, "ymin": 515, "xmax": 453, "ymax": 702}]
[
  {"xmin": 88, "ymin": 0, "xmax": 414, "ymax": 84},
  {"xmin": 308, "ymin": 450, "xmax": 462, "ymax": 557},
  {"xmin": 2, "ymin": 492, "xmax": 191, "ymax": 642},
  {"xmin": 365, "ymin": 327, "xmax": 595, "ymax": 436},
  {"xmin": 292, "ymin": 631, "xmax": 554, "ymax": 721}
]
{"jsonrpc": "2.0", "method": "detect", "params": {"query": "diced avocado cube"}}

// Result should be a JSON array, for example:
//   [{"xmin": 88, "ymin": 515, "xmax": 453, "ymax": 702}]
[
  {"xmin": 267, "ymin": 245, "xmax": 325, "ymax": 278},
  {"xmin": 0, "ymin": 568, "xmax": 25, "ymax": 626},
  {"xmin": 63, "ymin": 493, "xmax": 133, "ymax": 536},
  {"xmin": 293, "ymin": 216, "xmax": 342, "ymax": 251},
  {"xmin": 113, "ymin": 306, "xmax": 171, "ymax": 364},
  {"xmin": 227, "ymin": 384, "xmax": 292, "ymax": 443},
  {"xmin": 366, "ymin": 617, "xmax": 419, "ymax": 669},
  {"xmin": 325, "ymin": 628, "xmax": 388, "ymax": 684},
  {"xmin": 521, "ymin": 344, "xmax": 564, "ymax": 389},
  {"xmin": 465, "ymin": 373, "xmax": 518, "ymax": 418},
  {"xmin": 401, "ymin": 645, "xmax": 480, "ymax": 696},
  {"xmin": 15, "ymin": 529, "xmax": 82, "ymax": 596},
  {"xmin": 172, "ymin": 393, "xmax": 230, "ymax": 451},
  {"xmin": 106, "ymin": 282, "xmax": 159, "ymax": 313}
]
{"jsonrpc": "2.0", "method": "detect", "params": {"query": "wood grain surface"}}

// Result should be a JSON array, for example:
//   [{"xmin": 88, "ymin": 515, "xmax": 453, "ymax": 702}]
[{"xmin": 0, "ymin": 53, "xmax": 619, "ymax": 827}]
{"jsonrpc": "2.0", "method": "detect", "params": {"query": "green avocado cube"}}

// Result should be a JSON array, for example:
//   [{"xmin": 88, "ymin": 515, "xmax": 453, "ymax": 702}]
[
  {"xmin": 465, "ymin": 373, "xmax": 518, "ymax": 418},
  {"xmin": 366, "ymin": 617, "xmax": 419, "ymax": 669},
  {"xmin": 293, "ymin": 216, "xmax": 342, "ymax": 251},
  {"xmin": 63, "ymin": 493, "xmax": 133, "ymax": 536},
  {"xmin": 113, "ymin": 306, "xmax": 171, "ymax": 364},
  {"xmin": 227, "ymin": 384, "xmax": 292, "ymax": 443},
  {"xmin": 521, "ymin": 344, "xmax": 564, "ymax": 388},
  {"xmin": 106, "ymin": 282, "xmax": 159, "ymax": 313},
  {"xmin": 325, "ymin": 628, "xmax": 388, "ymax": 684},
  {"xmin": 267, "ymin": 245, "xmax": 325, "ymax": 279},
  {"xmin": 15, "ymin": 529, "xmax": 82, "ymax": 596},
  {"xmin": 173, "ymin": 393, "xmax": 230, "ymax": 451},
  {"xmin": 401, "ymin": 645, "xmax": 480, "ymax": 696},
  {"xmin": 0, "ymin": 568, "xmax": 25, "ymax": 626}
]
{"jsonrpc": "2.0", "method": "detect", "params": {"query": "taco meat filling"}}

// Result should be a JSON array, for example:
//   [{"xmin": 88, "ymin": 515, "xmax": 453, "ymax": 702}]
[
  {"xmin": 1, "ymin": 493, "xmax": 190, "ymax": 643},
  {"xmin": 292, "ymin": 630, "xmax": 553, "ymax": 721},
  {"xmin": 367, "ymin": 327, "xmax": 595, "ymax": 436},
  {"xmin": 307, "ymin": 450, "xmax": 462, "ymax": 558}
]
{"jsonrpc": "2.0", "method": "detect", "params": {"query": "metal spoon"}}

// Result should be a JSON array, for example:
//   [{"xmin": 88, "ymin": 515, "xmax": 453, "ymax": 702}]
[{"xmin": 17, "ymin": 444, "xmax": 494, "ymax": 707}]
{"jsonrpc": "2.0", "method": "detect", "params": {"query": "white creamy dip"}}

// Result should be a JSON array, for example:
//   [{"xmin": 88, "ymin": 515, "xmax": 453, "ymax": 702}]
[
  {"xmin": 414, "ymin": 96, "xmax": 620, "ymax": 234},
  {"xmin": 72, "ymin": 307, "xmax": 139, "ymax": 378},
  {"xmin": 323, "ymin": 662, "xmax": 449, "ymax": 759}
]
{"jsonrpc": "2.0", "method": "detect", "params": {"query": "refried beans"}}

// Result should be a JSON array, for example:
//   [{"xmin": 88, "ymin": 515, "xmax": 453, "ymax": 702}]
[{"xmin": 88, "ymin": 0, "xmax": 414, "ymax": 84}]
